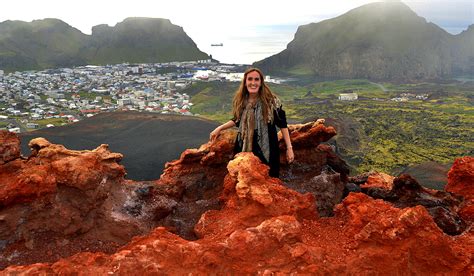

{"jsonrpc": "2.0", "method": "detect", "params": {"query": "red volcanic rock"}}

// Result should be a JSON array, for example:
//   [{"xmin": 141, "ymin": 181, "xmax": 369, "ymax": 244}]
[
  {"xmin": 152, "ymin": 129, "xmax": 237, "ymax": 239},
  {"xmin": 154, "ymin": 122, "xmax": 344, "ymax": 239},
  {"xmin": 194, "ymin": 153, "xmax": 317, "ymax": 238},
  {"xmin": 362, "ymin": 174, "xmax": 467, "ymax": 235},
  {"xmin": 2, "ymin": 175, "xmax": 471, "ymax": 275},
  {"xmin": 160, "ymin": 129, "xmax": 235, "ymax": 185},
  {"xmin": 0, "ymin": 137, "xmax": 140, "ymax": 269},
  {"xmin": 279, "ymin": 122, "xmax": 349, "ymax": 216},
  {"xmin": 447, "ymin": 156, "xmax": 474, "ymax": 199},
  {"xmin": 0, "ymin": 130, "xmax": 20, "ymax": 164},
  {"xmin": 0, "ymin": 137, "xmax": 125, "ymax": 207},
  {"xmin": 360, "ymin": 172, "xmax": 394, "ymax": 190},
  {"xmin": 446, "ymin": 156, "xmax": 474, "ymax": 223},
  {"xmin": 332, "ymin": 193, "xmax": 471, "ymax": 275},
  {"xmin": 1, "ymin": 123, "xmax": 472, "ymax": 274},
  {"xmin": 282, "ymin": 121, "xmax": 337, "ymax": 148}
]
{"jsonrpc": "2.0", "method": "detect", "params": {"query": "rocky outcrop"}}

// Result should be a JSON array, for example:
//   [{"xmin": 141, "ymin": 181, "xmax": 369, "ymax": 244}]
[
  {"xmin": 0, "ymin": 135, "xmax": 143, "ymax": 269},
  {"xmin": 279, "ymin": 123, "xmax": 349, "ymax": 216},
  {"xmin": 0, "ymin": 122, "xmax": 346, "ymax": 269},
  {"xmin": 357, "ymin": 173, "xmax": 467, "ymax": 235},
  {"xmin": 0, "ymin": 131, "xmax": 20, "ymax": 165},
  {"xmin": 149, "ymin": 121, "xmax": 348, "ymax": 238},
  {"xmin": 2, "ymin": 156, "xmax": 471, "ymax": 274},
  {"xmin": 0, "ymin": 126, "xmax": 472, "ymax": 274},
  {"xmin": 446, "ymin": 156, "xmax": 474, "ymax": 223}
]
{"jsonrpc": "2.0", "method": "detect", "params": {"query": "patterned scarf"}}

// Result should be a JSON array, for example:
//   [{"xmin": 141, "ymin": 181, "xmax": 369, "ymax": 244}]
[{"xmin": 239, "ymin": 99, "xmax": 272, "ymax": 163}]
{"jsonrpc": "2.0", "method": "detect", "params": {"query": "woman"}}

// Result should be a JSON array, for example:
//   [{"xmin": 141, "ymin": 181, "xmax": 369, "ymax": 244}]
[{"xmin": 210, "ymin": 68, "xmax": 294, "ymax": 178}]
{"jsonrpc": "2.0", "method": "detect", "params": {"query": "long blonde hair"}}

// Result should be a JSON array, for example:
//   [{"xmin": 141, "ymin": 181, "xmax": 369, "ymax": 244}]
[{"xmin": 232, "ymin": 68, "xmax": 278, "ymax": 123}]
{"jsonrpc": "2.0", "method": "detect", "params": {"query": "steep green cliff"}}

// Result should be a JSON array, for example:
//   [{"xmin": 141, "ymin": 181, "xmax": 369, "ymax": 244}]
[
  {"xmin": 0, "ymin": 17, "xmax": 210, "ymax": 72},
  {"xmin": 255, "ymin": 2, "xmax": 473, "ymax": 81}
]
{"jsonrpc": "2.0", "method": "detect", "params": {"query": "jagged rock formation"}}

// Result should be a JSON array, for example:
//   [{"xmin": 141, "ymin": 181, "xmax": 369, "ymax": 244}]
[
  {"xmin": 255, "ymin": 2, "xmax": 474, "ymax": 81},
  {"xmin": 0, "ymin": 123, "xmax": 472, "ymax": 274},
  {"xmin": 279, "ymin": 123, "xmax": 349, "ymax": 216},
  {"xmin": 350, "ymin": 172, "xmax": 467, "ymax": 235},
  {"xmin": 446, "ymin": 156, "xmax": 474, "ymax": 223},
  {"xmin": 0, "ymin": 18, "xmax": 209, "ymax": 72},
  {"xmin": 0, "ymin": 131, "xmax": 20, "ymax": 165}
]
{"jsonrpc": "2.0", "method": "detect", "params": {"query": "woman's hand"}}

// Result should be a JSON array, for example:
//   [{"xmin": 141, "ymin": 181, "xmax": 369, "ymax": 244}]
[
  {"xmin": 210, "ymin": 120, "xmax": 236, "ymax": 142},
  {"xmin": 210, "ymin": 127, "xmax": 221, "ymax": 142},
  {"xmin": 286, "ymin": 146, "xmax": 294, "ymax": 164}
]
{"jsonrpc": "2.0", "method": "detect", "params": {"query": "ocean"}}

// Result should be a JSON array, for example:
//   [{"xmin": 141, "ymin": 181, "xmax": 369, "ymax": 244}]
[{"xmin": 191, "ymin": 25, "xmax": 299, "ymax": 65}]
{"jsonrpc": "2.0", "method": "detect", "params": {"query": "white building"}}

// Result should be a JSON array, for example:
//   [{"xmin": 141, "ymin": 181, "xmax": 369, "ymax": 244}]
[
  {"xmin": 339, "ymin": 93, "xmax": 358, "ymax": 101},
  {"xmin": 46, "ymin": 98, "xmax": 56, "ymax": 104},
  {"xmin": 26, "ymin": 123, "xmax": 39, "ymax": 129},
  {"xmin": 117, "ymin": 98, "xmax": 132, "ymax": 107}
]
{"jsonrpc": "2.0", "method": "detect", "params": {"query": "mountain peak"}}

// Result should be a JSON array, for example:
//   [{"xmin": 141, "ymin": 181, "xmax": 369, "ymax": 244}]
[
  {"xmin": 121, "ymin": 17, "xmax": 173, "ymax": 24},
  {"xmin": 255, "ymin": 1, "xmax": 471, "ymax": 81},
  {"xmin": 0, "ymin": 17, "xmax": 209, "ymax": 72}
]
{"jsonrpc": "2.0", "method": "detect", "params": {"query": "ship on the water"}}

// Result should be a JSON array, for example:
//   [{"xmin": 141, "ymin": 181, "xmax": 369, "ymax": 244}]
[{"xmin": 211, "ymin": 43, "xmax": 223, "ymax": 46}]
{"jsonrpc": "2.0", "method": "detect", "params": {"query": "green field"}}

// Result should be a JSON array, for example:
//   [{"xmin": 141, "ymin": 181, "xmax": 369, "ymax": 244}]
[
  {"xmin": 32, "ymin": 118, "xmax": 68, "ymax": 129},
  {"xmin": 187, "ymin": 80, "xmax": 474, "ymax": 175}
]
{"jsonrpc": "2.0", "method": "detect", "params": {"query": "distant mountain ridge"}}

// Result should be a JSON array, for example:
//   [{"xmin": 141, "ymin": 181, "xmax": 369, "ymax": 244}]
[
  {"xmin": 255, "ymin": 2, "xmax": 474, "ymax": 81},
  {"xmin": 0, "ymin": 17, "xmax": 210, "ymax": 72}
]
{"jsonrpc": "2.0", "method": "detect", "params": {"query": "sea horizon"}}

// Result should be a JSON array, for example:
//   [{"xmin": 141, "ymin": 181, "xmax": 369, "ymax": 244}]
[{"xmin": 190, "ymin": 24, "xmax": 299, "ymax": 65}]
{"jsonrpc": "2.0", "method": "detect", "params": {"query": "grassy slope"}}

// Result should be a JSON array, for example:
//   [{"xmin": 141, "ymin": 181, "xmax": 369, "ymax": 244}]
[
  {"xmin": 186, "ymin": 81, "xmax": 239, "ymax": 122},
  {"xmin": 293, "ymin": 81, "xmax": 473, "ymax": 175}
]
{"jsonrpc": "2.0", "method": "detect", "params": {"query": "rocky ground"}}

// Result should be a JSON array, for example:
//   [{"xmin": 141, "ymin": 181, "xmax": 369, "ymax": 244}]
[{"xmin": 0, "ymin": 121, "xmax": 472, "ymax": 274}]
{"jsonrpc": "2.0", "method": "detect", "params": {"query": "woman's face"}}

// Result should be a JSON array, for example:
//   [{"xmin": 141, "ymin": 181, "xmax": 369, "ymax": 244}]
[{"xmin": 245, "ymin": 71, "xmax": 261, "ymax": 95}]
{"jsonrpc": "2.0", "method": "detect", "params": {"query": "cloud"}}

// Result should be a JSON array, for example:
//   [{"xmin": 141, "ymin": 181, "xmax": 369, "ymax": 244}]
[
  {"xmin": 2, "ymin": 0, "xmax": 472, "ymax": 34},
  {"xmin": 405, "ymin": 0, "xmax": 473, "ymax": 34}
]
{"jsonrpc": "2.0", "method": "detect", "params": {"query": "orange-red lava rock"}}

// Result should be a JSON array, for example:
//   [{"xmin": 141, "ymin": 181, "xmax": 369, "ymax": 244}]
[
  {"xmin": 0, "ymin": 135, "xmax": 144, "ymax": 269},
  {"xmin": 0, "ymin": 124, "xmax": 472, "ymax": 274},
  {"xmin": 360, "ymin": 172, "xmax": 395, "ymax": 190},
  {"xmin": 446, "ymin": 156, "xmax": 474, "ymax": 223},
  {"xmin": 1, "ymin": 122, "xmax": 343, "ymax": 269},
  {"xmin": 279, "ymin": 122, "xmax": 350, "ymax": 216},
  {"xmin": 0, "ymin": 131, "xmax": 20, "ymax": 165},
  {"xmin": 195, "ymin": 153, "xmax": 317, "ymax": 239},
  {"xmin": 2, "ymin": 155, "xmax": 471, "ymax": 274},
  {"xmin": 362, "ymin": 174, "xmax": 467, "ymax": 235}
]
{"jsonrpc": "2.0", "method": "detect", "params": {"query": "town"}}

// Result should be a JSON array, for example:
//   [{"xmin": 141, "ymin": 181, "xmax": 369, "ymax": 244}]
[
  {"xmin": 1, "ymin": 60, "xmax": 430, "ymax": 134},
  {"xmin": 0, "ymin": 61, "xmax": 283, "ymax": 133}
]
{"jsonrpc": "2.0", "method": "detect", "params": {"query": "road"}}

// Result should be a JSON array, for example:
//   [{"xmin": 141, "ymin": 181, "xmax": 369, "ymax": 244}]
[{"xmin": 370, "ymin": 81, "xmax": 388, "ymax": 92}]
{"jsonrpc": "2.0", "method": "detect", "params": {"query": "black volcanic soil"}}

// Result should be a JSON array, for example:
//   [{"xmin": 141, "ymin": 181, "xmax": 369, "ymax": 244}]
[
  {"xmin": 399, "ymin": 161, "xmax": 452, "ymax": 190},
  {"xmin": 20, "ymin": 111, "xmax": 219, "ymax": 180}
]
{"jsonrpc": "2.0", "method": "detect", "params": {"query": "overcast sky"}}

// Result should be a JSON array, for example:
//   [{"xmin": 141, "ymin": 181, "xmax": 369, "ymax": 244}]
[{"xmin": 1, "ymin": 0, "xmax": 472, "ymax": 64}]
